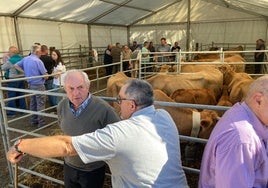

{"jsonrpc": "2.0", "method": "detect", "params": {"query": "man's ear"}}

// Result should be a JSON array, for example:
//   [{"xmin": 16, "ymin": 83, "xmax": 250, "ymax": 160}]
[{"xmin": 254, "ymin": 92, "xmax": 263, "ymax": 105}]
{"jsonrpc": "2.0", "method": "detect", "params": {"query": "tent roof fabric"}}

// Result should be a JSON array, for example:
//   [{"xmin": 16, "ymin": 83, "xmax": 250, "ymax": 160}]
[{"xmin": 0, "ymin": 0, "xmax": 267, "ymax": 26}]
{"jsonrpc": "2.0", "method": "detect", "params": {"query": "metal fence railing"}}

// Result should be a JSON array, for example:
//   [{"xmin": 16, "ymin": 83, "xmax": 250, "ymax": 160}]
[{"xmin": 0, "ymin": 47, "xmax": 268, "ymax": 187}]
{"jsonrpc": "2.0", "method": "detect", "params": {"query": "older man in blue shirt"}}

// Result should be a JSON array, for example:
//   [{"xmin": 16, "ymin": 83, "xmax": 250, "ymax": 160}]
[{"xmin": 15, "ymin": 45, "xmax": 48, "ymax": 127}]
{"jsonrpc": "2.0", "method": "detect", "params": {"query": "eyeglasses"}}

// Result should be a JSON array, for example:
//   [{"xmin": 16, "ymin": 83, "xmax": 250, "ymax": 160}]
[{"xmin": 116, "ymin": 96, "xmax": 136, "ymax": 105}]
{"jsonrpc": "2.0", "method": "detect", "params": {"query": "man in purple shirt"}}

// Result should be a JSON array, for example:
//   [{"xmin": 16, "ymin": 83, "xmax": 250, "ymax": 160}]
[
  {"xmin": 15, "ymin": 45, "xmax": 48, "ymax": 127},
  {"xmin": 199, "ymin": 75, "xmax": 268, "ymax": 187}
]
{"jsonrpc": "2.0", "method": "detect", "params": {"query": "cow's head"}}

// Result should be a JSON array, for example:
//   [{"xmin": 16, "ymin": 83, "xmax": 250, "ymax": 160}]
[
  {"xmin": 198, "ymin": 109, "xmax": 220, "ymax": 139},
  {"xmin": 218, "ymin": 65, "xmax": 235, "ymax": 85}
]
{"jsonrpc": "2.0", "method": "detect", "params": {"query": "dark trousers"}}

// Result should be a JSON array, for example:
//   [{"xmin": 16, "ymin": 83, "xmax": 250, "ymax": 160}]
[
  {"xmin": 44, "ymin": 79, "xmax": 54, "ymax": 106},
  {"xmin": 64, "ymin": 163, "xmax": 106, "ymax": 188},
  {"xmin": 29, "ymin": 84, "xmax": 46, "ymax": 126},
  {"xmin": 104, "ymin": 63, "xmax": 113, "ymax": 76},
  {"xmin": 7, "ymin": 80, "xmax": 26, "ymax": 115}
]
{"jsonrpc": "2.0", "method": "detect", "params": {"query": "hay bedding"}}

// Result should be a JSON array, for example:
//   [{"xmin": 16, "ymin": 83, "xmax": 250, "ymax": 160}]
[{"xmin": 20, "ymin": 161, "xmax": 112, "ymax": 188}]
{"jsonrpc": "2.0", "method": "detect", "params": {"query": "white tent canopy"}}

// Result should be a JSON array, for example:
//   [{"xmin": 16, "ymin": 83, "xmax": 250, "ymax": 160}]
[{"xmin": 0, "ymin": 0, "xmax": 267, "ymax": 52}]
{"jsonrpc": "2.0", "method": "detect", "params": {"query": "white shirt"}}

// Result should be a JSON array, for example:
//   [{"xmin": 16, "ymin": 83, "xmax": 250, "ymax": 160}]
[
  {"xmin": 72, "ymin": 105, "xmax": 188, "ymax": 188},
  {"xmin": 52, "ymin": 62, "xmax": 66, "ymax": 86}
]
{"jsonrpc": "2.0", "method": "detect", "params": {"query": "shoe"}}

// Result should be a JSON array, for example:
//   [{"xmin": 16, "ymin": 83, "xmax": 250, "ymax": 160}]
[{"xmin": 30, "ymin": 121, "xmax": 38, "ymax": 126}]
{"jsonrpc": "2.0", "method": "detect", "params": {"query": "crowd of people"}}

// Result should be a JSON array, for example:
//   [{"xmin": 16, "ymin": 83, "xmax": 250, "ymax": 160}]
[
  {"xmin": 103, "ymin": 38, "xmax": 182, "ymax": 77},
  {"xmin": 1, "ymin": 43, "xmax": 66, "ymax": 126}
]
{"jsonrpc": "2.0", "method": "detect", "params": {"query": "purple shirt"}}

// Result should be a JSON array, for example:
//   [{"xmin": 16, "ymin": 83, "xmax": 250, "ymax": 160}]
[
  {"xmin": 199, "ymin": 102, "xmax": 268, "ymax": 188},
  {"xmin": 16, "ymin": 54, "xmax": 47, "ymax": 85}
]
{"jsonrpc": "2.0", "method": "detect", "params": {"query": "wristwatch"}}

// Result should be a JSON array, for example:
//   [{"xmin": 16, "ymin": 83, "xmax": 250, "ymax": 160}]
[{"xmin": 14, "ymin": 139, "xmax": 23, "ymax": 154}]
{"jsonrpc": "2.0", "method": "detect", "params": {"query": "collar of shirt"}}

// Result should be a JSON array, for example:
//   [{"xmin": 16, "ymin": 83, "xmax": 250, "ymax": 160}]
[
  {"xmin": 241, "ymin": 102, "xmax": 268, "ymax": 140},
  {"xmin": 131, "ymin": 105, "xmax": 155, "ymax": 118},
  {"xmin": 69, "ymin": 94, "xmax": 92, "ymax": 117}
]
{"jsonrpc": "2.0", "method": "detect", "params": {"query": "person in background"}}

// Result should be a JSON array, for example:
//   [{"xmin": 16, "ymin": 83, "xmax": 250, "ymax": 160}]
[
  {"xmin": 130, "ymin": 45, "xmax": 141, "ymax": 78},
  {"xmin": 170, "ymin": 42, "xmax": 181, "ymax": 62},
  {"xmin": 148, "ymin": 41, "xmax": 155, "ymax": 63},
  {"xmin": 111, "ymin": 42, "xmax": 121, "ymax": 74},
  {"xmin": 254, "ymin": 39, "xmax": 266, "ymax": 74},
  {"xmin": 199, "ymin": 75, "xmax": 268, "ymax": 187},
  {"xmin": 121, "ymin": 45, "xmax": 132, "ymax": 77},
  {"xmin": 1, "ymin": 46, "xmax": 26, "ymax": 117},
  {"xmin": 1, "ymin": 46, "xmax": 13, "ymax": 79},
  {"xmin": 28, "ymin": 42, "xmax": 41, "ymax": 56},
  {"xmin": 90, "ymin": 49, "xmax": 99, "ymax": 67},
  {"xmin": 14, "ymin": 45, "xmax": 48, "ymax": 127},
  {"xmin": 141, "ymin": 41, "xmax": 151, "ymax": 75},
  {"xmin": 57, "ymin": 69, "xmax": 120, "ymax": 188},
  {"xmin": 51, "ymin": 49, "xmax": 66, "ymax": 106},
  {"xmin": 2, "ymin": 50, "xmax": 10, "ymax": 64},
  {"xmin": 130, "ymin": 41, "xmax": 138, "ymax": 52},
  {"xmin": 156, "ymin": 37, "xmax": 171, "ymax": 63},
  {"xmin": 49, "ymin": 46, "xmax": 56, "ymax": 56},
  {"xmin": 104, "ymin": 44, "xmax": 113, "ymax": 76},
  {"xmin": 40, "ymin": 45, "xmax": 55, "ymax": 107},
  {"xmin": 7, "ymin": 79, "xmax": 188, "ymax": 188}
]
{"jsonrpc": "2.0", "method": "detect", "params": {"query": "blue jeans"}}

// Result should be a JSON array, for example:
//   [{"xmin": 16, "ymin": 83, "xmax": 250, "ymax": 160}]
[
  {"xmin": 52, "ymin": 84, "xmax": 62, "ymax": 106},
  {"xmin": 44, "ymin": 79, "xmax": 54, "ymax": 106},
  {"xmin": 7, "ymin": 80, "xmax": 27, "ymax": 115}
]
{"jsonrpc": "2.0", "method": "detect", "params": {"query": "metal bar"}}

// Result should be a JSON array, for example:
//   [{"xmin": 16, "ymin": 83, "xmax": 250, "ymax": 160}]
[{"xmin": 14, "ymin": 163, "xmax": 18, "ymax": 188}]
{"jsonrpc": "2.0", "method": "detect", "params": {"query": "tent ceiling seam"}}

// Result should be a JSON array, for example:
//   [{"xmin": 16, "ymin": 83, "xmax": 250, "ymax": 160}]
[
  {"xmin": 100, "ymin": 0, "xmax": 155, "ymax": 13},
  {"xmin": 129, "ymin": 0, "xmax": 182, "ymax": 26},
  {"xmin": 87, "ymin": 0, "xmax": 132, "ymax": 23},
  {"xmin": 12, "ymin": 0, "xmax": 37, "ymax": 16}
]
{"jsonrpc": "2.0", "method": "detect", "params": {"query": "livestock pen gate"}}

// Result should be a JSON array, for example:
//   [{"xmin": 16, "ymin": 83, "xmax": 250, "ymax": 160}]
[{"xmin": 0, "ymin": 48, "xmax": 268, "ymax": 187}]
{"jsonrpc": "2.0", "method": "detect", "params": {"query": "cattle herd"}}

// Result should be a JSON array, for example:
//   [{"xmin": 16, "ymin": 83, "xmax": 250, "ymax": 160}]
[{"xmin": 106, "ymin": 47, "xmax": 257, "ymax": 140}]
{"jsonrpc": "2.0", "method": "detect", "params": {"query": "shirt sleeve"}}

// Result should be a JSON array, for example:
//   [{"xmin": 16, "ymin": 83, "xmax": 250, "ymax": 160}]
[
  {"xmin": 215, "ymin": 142, "xmax": 259, "ymax": 187},
  {"xmin": 72, "ymin": 124, "xmax": 117, "ymax": 164},
  {"xmin": 1, "ymin": 62, "xmax": 11, "ymax": 70}
]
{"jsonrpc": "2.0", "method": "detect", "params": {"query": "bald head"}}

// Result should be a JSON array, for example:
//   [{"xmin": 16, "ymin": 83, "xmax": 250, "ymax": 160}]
[
  {"xmin": 245, "ymin": 75, "xmax": 268, "ymax": 101},
  {"xmin": 245, "ymin": 75, "xmax": 268, "ymax": 125}
]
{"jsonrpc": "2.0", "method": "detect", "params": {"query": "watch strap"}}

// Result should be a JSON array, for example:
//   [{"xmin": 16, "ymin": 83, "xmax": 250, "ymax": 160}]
[{"xmin": 14, "ymin": 139, "xmax": 23, "ymax": 154}]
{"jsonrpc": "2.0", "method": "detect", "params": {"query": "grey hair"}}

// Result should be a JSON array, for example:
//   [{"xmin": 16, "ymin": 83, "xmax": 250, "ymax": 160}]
[
  {"xmin": 124, "ymin": 79, "xmax": 154, "ymax": 109},
  {"xmin": 245, "ymin": 75, "xmax": 268, "ymax": 100},
  {"xmin": 30, "ymin": 44, "xmax": 41, "ymax": 54},
  {"xmin": 62, "ymin": 69, "xmax": 91, "ymax": 88}
]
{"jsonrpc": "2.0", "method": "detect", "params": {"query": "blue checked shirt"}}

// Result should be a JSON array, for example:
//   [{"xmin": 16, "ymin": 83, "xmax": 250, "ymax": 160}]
[{"xmin": 69, "ymin": 94, "xmax": 91, "ymax": 117}]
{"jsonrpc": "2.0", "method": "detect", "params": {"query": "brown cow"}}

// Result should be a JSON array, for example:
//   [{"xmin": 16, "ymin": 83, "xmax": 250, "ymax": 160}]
[
  {"xmin": 219, "ymin": 65, "xmax": 254, "ymax": 104},
  {"xmin": 159, "ymin": 64, "xmax": 173, "ymax": 72},
  {"xmin": 170, "ymin": 88, "xmax": 217, "ymax": 105},
  {"xmin": 154, "ymin": 89, "xmax": 219, "ymax": 139},
  {"xmin": 147, "ymin": 73, "xmax": 208, "ymax": 96},
  {"xmin": 147, "ymin": 68, "xmax": 223, "ymax": 99},
  {"xmin": 193, "ymin": 45, "xmax": 243, "ymax": 60},
  {"xmin": 172, "ymin": 54, "xmax": 245, "ymax": 73},
  {"xmin": 106, "ymin": 72, "xmax": 134, "ymax": 111},
  {"xmin": 213, "ymin": 54, "xmax": 246, "ymax": 72},
  {"xmin": 216, "ymin": 85, "xmax": 233, "ymax": 116}
]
